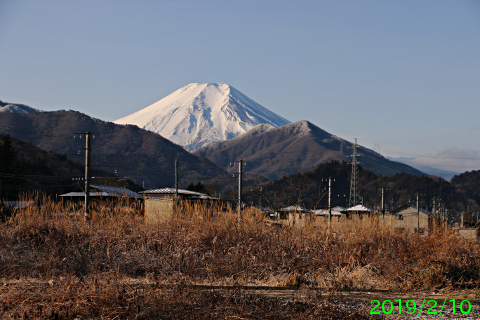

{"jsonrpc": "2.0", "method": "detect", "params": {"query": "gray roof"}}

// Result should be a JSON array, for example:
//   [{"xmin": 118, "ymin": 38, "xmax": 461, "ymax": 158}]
[
  {"xmin": 140, "ymin": 188, "xmax": 211, "ymax": 199},
  {"xmin": 61, "ymin": 192, "xmax": 109, "ymax": 197},
  {"xmin": 1, "ymin": 200, "xmax": 35, "ymax": 208},
  {"xmin": 391, "ymin": 203, "xmax": 433, "ymax": 216},
  {"xmin": 313, "ymin": 207, "xmax": 343, "ymax": 216},
  {"xmin": 277, "ymin": 205, "xmax": 310, "ymax": 212},
  {"xmin": 60, "ymin": 185, "xmax": 143, "ymax": 199}
]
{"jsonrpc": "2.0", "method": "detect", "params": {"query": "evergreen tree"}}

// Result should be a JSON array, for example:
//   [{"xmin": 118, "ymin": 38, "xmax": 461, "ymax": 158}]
[{"xmin": 0, "ymin": 135, "xmax": 17, "ymax": 172}]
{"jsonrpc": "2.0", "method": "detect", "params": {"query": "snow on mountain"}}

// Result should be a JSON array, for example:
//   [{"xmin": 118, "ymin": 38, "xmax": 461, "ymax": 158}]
[
  {"xmin": 0, "ymin": 100, "xmax": 40, "ymax": 113},
  {"xmin": 114, "ymin": 83, "xmax": 291, "ymax": 151}
]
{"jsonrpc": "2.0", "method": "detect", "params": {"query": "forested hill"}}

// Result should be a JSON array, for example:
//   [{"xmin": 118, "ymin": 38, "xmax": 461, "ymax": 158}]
[
  {"xmin": 243, "ymin": 161, "xmax": 477, "ymax": 217},
  {"xmin": 451, "ymin": 171, "xmax": 480, "ymax": 209},
  {"xmin": 0, "ymin": 110, "xmax": 226, "ymax": 189},
  {"xmin": 0, "ymin": 134, "xmax": 142, "ymax": 199}
]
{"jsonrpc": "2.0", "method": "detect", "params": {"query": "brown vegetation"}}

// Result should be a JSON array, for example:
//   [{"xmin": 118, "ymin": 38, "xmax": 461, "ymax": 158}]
[{"xmin": 1, "ymin": 195, "xmax": 479, "ymax": 318}]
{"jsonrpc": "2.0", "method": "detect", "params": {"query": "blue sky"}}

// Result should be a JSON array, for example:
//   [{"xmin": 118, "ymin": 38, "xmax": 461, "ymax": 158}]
[{"xmin": 1, "ymin": 0, "xmax": 480, "ymax": 173}]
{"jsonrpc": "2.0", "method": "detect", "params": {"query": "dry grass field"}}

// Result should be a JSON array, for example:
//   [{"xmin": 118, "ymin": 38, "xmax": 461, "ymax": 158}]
[{"xmin": 1, "ymin": 196, "xmax": 480, "ymax": 319}]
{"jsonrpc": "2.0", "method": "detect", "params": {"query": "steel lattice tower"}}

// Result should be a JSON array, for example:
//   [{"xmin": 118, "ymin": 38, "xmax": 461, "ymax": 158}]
[{"xmin": 349, "ymin": 138, "xmax": 361, "ymax": 207}]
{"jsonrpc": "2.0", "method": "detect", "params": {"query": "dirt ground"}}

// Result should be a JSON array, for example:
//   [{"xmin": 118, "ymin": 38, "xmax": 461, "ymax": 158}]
[{"xmin": 2, "ymin": 278, "xmax": 480, "ymax": 319}]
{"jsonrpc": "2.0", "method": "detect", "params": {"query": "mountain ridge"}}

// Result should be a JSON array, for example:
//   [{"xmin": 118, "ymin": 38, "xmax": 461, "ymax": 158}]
[
  {"xmin": 0, "ymin": 110, "xmax": 226, "ymax": 189},
  {"xmin": 195, "ymin": 120, "xmax": 424, "ymax": 179}
]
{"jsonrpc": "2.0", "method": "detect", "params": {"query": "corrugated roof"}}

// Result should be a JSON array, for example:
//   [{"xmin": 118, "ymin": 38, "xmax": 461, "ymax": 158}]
[
  {"xmin": 60, "ymin": 185, "xmax": 143, "ymax": 199},
  {"xmin": 277, "ymin": 205, "xmax": 310, "ymax": 212},
  {"xmin": 90, "ymin": 185, "xmax": 143, "ymax": 199},
  {"xmin": 140, "ymin": 188, "xmax": 210, "ymax": 198},
  {"xmin": 313, "ymin": 208, "xmax": 342, "ymax": 216},
  {"xmin": 60, "ymin": 192, "xmax": 110, "ymax": 197}
]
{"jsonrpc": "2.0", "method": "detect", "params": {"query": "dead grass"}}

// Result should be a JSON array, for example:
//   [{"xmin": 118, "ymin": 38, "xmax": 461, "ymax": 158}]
[
  {"xmin": 0, "ymin": 274, "xmax": 381, "ymax": 319},
  {"xmin": 0, "ymin": 195, "xmax": 479, "ymax": 318}
]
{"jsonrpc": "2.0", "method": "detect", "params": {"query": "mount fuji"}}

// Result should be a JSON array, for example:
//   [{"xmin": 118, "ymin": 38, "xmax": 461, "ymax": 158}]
[{"xmin": 114, "ymin": 83, "xmax": 290, "ymax": 151}]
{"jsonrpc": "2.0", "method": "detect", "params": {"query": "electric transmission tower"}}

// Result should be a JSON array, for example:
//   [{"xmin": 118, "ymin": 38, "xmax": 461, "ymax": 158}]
[{"xmin": 348, "ymin": 138, "xmax": 361, "ymax": 208}]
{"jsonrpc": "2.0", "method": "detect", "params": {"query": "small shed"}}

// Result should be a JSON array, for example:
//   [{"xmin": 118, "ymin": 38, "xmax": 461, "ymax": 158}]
[
  {"xmin": 342, "ymin": 204, "xmax": 374, "ymax": 220},
  {"xmin": 313, "ymin": 206, "xmax": 345, "ymax": 225},
  {"xmin": 60, "ymin": 185, "xmax": 143, "ymax": 215},
  {"xmin": 141, "ymin": 188, "xmax": 213, "ymax": 223},
  {"xmin": 276, "ymin": 205, "xmax": 311, "ymax": 226}
]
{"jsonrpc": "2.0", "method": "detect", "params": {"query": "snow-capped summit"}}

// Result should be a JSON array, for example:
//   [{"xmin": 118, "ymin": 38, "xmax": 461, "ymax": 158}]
[{"xmin": 114, "ymin": 83, "xmax": 290, "ymax": 151}]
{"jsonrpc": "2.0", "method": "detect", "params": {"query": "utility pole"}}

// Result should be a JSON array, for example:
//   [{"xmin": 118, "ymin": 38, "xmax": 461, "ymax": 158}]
[
  {"xmin": 238, "ymin": 160, "xmax": 243, "ymax": 221},
  {"xmin": 175, "ymin": 160, "xmax": 178, "ymax": 214},
  {"xmin": 433, "ymin": 197, "xmax": 440, "ymax": 227},
  {"xmin": 391, "ymin": 195, "xmax": 394, "ymax": 226},
  {"xmin": 416, "ymin": 193, "xmax": 420, "ymax": 235},
  {"xmin": 259, "ymin": 187, "xmax": 262, "ymax": 209},
  {"xmin": 381, "ymin": 187, "xmax": 385, "ymax": 218},
  {"xmin": 445, "ymin": 207, "xmax": 449, "ymax": 230},
  {"xmin": 328, "ymin": 177, "xmax": 332, "ymax": 229},
  {"xmin": 380, "ymin": 187, "xmax": 391, "ymax": 226},
  {"xmin": 75, "ymin": 131, "xmax": 94, "ymax": 222}
]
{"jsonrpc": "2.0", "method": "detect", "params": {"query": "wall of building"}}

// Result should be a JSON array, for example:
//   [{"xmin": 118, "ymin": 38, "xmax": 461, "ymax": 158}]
[
  {"xmin": 390, "ymin": 207, "xmax": 429, "ymax": 235},
  {"xmin": 144, "ymin": 197, "xmax": 173, "ymax": 223},
  {"xmin": 456, "ymin": 228, "xmax": 479, "ymax": 241}
]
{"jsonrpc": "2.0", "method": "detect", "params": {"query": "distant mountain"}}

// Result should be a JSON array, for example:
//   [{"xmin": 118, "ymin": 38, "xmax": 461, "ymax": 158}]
[
  {"xmin": 0, "ymin": 100, "xmax": 40, "ymax": 113},
  {"xmin": 114, "ymin": 83, "xmax": 291, "ymax": 151},
  {"xmin": 387, "ymin": 157, "xmax": 459, "ymax": 180},
  {"xmin": 0, "ymin": 110, "xmax": 226, "ymax": 189},
  {"xmin": 194, "ymin": 120, "xmax": 424, "ymax": 179}
]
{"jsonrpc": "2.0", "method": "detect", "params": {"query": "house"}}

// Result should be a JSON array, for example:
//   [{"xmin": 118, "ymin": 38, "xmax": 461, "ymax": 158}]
[
  {"xmin": 277, "ymin": 205, "xmax": 309, "ymax": 216},
  {"xmin": 313, "ymin": 206, "xmax": 345, "ymax": 225},
  {"xmin": 60, "ymin": 185, "xmax": 143, "ymax": 213},
  {"xmin": 341, "ymin": 204, "xmax": 374, "ymax": 220},
  {"xmin": 389, "ymin": 203, "xmax": 433, "ymax": 235},
  {"xmin": 60, "ymin": 185, "xmax": 143, "ymax": 201},
  {"xmin": 140, "ymin": 188, "xmax": 216, "ymax": 223},
  {"xmin": 276, "ymin": 205, "xmax": 311, "ymax": 227}
]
